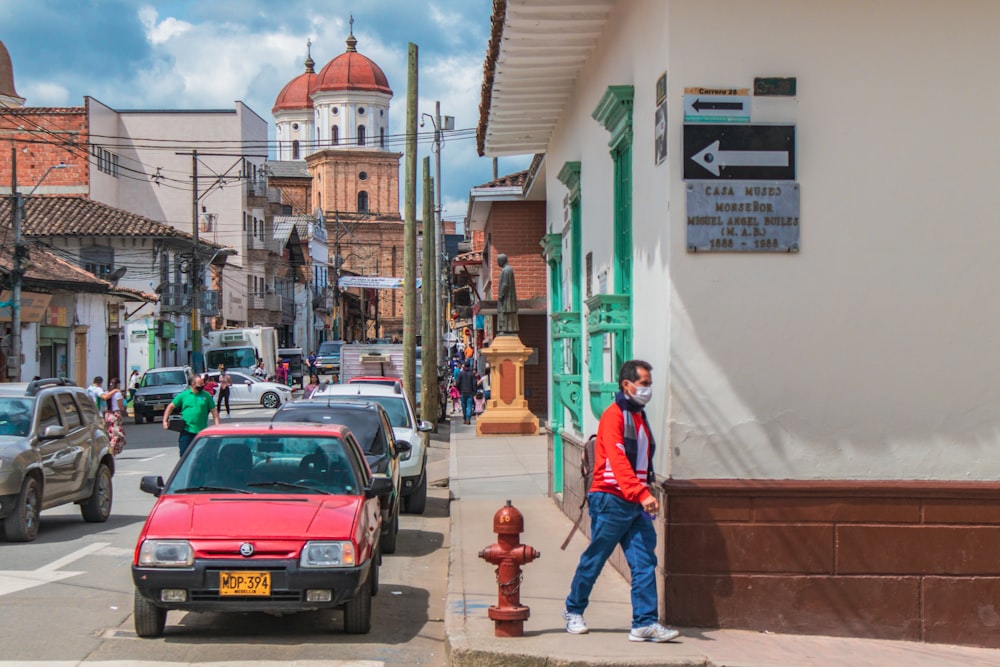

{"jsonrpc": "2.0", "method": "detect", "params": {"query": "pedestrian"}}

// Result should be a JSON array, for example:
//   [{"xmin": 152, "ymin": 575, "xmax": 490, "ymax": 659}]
[
  {"xmin": 127, "ymin": 369, "xmax": 140, "ymax": 403},
  {"xmin": 276, "ymin": 359, "xmax": 288, "ymax": 385},
  {"xmin": 456, "ymin": 360, "xmax": 478, "ymax": 425},
  {"xmin": 216, "ymin": 364, "xmax": 232, "ymax": 417},
  {"xmin": 86, "ymin": 376, "xmax": 106, "ymax": 415},
  {"xmin": 202, "ymin": 372, "xmax": 218, "ymax": 397},
  {"xmin": 474, "ymin": 389, "xmax": 486, "ymax": 415},
  {"xmin": 103, "ymin": 378, "xmax": 127, "ymax": 456},
  {"xmin": 481, "ymin": 363, "xmax": 491, "ymax": 401},
  {"xmin": 448, "ymin": 382, "xmax": 460, "ymax": 414},
  {"xmin": 563, "ymin": 359, "xmax": 680, "ymax": 643},
  {"xmin": 253, "ymin": 361, "xmax": 267, "ymax": 379},
  {"xmin": 162, "ymin": 375, "xmax": 220, "ymax": 456},
  {"xmin": 306, "ymin": 350, "xmax": 317, "ymax": 375},
  {"xmin": 303, "ymin": 373, "xmax": 321, "ymax": 399}
]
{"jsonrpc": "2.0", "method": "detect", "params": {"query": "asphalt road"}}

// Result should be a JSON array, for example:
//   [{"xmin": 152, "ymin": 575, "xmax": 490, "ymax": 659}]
[{"xmin": 0, "ymin": 406, "xmax": 452, "ymax": 666}]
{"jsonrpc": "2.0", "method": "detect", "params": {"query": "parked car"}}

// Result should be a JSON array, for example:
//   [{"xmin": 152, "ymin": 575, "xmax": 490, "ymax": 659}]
[
  {"xmin": 0, "ymin": 378, "xmax": 114, "ymax": 541},
  {"xmin": 349, "ymin": 369, "xmax": 448, "ymax": 423},
  {"xmin": 131, "ymin": 422, "xmax": 390, "ymax": 637},
  {"xmin": 271, "ymin": 399, "xmax": 405, "ymax": 553},
  {"xmin": 133, "ymin": 366, "xmax": 194, "ymax": 424},
  {"xmin": 205, "ymin": 370, "xmax": 293, "ymax": 409},
  {"xmin": 311, "ymin": 383, "xmax": 432, "ymax": 514},
  {"xmin": 314, "ymin": 340, "xmax": 344, "ymax": 377}
]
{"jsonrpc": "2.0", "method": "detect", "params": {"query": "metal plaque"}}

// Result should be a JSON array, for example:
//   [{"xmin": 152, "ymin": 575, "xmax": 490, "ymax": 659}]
[{"xmin": 686, "ymin": 181, "xmax": 800, "ymax": 253}]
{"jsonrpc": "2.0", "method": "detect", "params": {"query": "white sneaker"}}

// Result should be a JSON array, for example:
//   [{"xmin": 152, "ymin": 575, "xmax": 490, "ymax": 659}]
[
  {"xmin": 563, "ymin": 609, "xmax": 588, "ymax": 635},
  {"xmin": 628, "ymin": 622, "xmax": 680, "ymax": 642}
]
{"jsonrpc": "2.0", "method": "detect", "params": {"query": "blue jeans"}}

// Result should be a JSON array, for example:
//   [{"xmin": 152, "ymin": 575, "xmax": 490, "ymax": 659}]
[
  {"xmin": 178, "ymin": 431, "xmax": 196, "ymax": 456},
  {"xmin": 460, "ymin": 394, "xmax": 475, "ymax": 421},
  {"xmin": 565, "ymin": 491, "xmax": 658, "ymax": 628}
]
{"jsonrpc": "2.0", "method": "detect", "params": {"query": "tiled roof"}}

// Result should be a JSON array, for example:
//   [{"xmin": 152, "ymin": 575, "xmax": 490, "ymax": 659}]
[
  {"xmin": 0, "ymin": 229, "xmax": 109, "ymax": 290},
  {"xmin": 267, "ymin": 160, "xmax": 311, "ymax": 179},
  {"xmin": 474, "ymin": 169, "xmax": 528, "ymax": 189},
  {"xmin": 0, "ymin": 106, "xmax": 84, "ymax": 114},
  {"xmin": 0, "ymin": 196, "xmax": 221, "ymax": 247},
  {"xmin": 453, "ymin": 250, "xmax": 483, "ymax": 265}
]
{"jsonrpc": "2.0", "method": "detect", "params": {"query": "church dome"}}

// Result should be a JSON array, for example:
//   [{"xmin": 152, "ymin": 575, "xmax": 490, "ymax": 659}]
[
  {"xmin": 273, "ymin": 51, "xmax": 317, "ymax": 113},
  {"xmin": 0, "ymin": 40, "xmax": 22, "ymax": 101},
  {"xmin": 314, "ymin": 33, "xmax": 392, "ymax": 96}
]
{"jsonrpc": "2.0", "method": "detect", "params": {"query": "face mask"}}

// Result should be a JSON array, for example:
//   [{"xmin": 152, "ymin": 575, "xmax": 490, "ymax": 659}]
[{"xmin": 630, "ymin": 384, "xmax": 653, "ymax": 406}]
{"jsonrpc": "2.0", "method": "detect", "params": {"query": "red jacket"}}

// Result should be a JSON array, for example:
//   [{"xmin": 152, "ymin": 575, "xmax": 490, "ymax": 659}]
[{"xmin": 589, "ymin": 399, "xmax": 654, "ymax": 505}]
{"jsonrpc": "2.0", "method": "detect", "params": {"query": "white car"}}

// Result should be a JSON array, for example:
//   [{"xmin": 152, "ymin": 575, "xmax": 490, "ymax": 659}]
[
  {"xmin": 206, "ymin": 371, "xmax": 293, "ymax": 409},
  {"xmin": 311, "ymin": 382, "xmax": 432, "ymax": 513}
]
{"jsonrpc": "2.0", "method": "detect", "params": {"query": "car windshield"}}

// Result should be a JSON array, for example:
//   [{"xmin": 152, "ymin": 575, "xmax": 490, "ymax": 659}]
[
  {"xmin": 166, "ymin": 435, "xmax": 361, "ymax": 495},
  {"xmin": 273, "ymin": 406, "xmax": 385, "ymax": 455},
  {"xmin": 0, "ymin": 397, "xmax": 34, "ymax": 436},
  {"xmin": 206, "ymin": 348, "xmax": 257, "ymax": 370},
  {"xmin": 329, "ymin": 395, "xmax": 411, "ymax": 429},
  {"xmin": 318, "ymin": 341, "xmax": 342, "ymax": 356},
  {"xmin": 141, "ymin": 371, "xmax": 187, "ymax": 387}
]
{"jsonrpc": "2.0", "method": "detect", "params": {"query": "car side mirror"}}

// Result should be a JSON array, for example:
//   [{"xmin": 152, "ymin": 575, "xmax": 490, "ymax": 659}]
[
  {"xmin": 366, "ymin": 476, "xmax": 393, "ymax": 498},
  {"xmin": 394, "ymin": 440, "xmax": 412, "ymax": 456},
  {"xmin": 417, "ymin": 421, "xmax": 433, "ymax": 433},
  {"xmin": 140, "ymin": 475, "xmax": 164, "ymax": 497},
  {"xmin": 41, "ymin": 424, "xmax": 67, "ymax": 440}
]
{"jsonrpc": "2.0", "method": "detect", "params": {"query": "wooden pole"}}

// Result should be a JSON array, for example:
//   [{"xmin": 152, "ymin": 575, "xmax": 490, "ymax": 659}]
[
  {"xmin": 402, "ymin": 43, "xmax": 418, "ymax": 407},
  {"xmin": 422, "ymin": 157, "xmax": 438, "ymax": 429}
]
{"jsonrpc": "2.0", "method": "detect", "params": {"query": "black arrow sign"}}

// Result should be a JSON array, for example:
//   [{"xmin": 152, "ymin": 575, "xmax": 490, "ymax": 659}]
[{"xmin": 691, "ymin": 98, "xmax": 745, "ymax": 112}]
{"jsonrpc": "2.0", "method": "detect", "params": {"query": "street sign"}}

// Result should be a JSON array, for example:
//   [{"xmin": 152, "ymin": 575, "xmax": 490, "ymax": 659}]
[
  {"xmin": 686, "ymin": 181, "xmax": 800, "ymax": 253},
  {"xmin": 683, "ymin": 94, "xmax": 750, "ymax": 123},
  {"xmin": 684, "ymin": 124, "xmax": 795, "ymax": 180}
]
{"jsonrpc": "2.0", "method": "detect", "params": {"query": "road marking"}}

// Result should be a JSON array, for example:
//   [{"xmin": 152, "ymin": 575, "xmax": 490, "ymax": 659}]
[
  {"xmin": 139, "ymin": 453, "xmax": 167, "ymax": 463},
  {"xmin": 0, "ymin": 662, "xmax": 385, "ymax": 666},
  {"xmin": 0, "ymin": 542, "xmax": 109, "ymax": 596}
]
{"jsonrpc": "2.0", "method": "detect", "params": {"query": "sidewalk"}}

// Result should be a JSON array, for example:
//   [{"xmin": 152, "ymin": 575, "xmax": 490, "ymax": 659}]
[{"xmin": 445, "ymin": 418, "xmax": 1000, "ymax": 667}]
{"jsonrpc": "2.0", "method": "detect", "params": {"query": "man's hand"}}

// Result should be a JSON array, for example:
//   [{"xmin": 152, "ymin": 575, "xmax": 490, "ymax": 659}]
[{"xmin": 641, "ymin": 495, "xmax": 659, "ymax": 514}]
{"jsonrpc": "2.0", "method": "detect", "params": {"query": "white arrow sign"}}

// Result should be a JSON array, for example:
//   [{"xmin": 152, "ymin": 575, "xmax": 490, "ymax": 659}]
[
  {"xmin": 691, "ymin": 140, "xmax": 789, "ymax": 176},
  {"xmin": 0, "ymin": 542, "xmax": 109, "ymax": 597}
]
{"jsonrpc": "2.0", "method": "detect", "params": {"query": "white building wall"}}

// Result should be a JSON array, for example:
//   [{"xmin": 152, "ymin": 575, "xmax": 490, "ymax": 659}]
[
  {"xmin": 544, "ymin": 0, "xmax": 1000, "ymax": 482},
  {"xmin": 79, "ymin": 293, "xmax": 110, "ymax": 383}
]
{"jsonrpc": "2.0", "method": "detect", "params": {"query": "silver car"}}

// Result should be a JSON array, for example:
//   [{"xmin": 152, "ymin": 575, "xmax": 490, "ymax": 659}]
[{"xmin": 0, "ymin": 378, "xmax": 114, "ymax": 541}]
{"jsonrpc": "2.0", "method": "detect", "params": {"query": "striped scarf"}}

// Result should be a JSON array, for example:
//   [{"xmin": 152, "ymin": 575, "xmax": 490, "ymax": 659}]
[{"xmin": 614, "ymin": 391, "xmax": 656, "ymax": 484}]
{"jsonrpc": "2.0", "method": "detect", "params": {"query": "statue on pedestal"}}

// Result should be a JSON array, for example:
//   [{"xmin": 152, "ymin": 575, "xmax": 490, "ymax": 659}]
[{"xmin": 497, "ymin": 253, "xmax": 519, "ymax": 335}]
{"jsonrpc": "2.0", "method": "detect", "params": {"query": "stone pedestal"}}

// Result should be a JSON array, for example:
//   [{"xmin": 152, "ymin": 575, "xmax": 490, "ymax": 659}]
[{"xmin": 476, "ymin": 334, "xmax": 539, "ymax": 436}]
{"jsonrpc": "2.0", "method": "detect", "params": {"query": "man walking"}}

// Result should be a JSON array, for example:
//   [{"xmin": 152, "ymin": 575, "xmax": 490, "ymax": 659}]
[
  {"xmin": 162, "ymin": 375, "xmax": 220, "ymax": 456},
  {"xmin": 455, "ymin": 360, "xmax": 478, "ymax": 425},
  {"xmin": 563, "ymin": 359, "xmax": 680, "ymax": 643}
]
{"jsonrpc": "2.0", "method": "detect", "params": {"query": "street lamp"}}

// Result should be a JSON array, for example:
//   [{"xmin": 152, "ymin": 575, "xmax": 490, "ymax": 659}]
[
  {"xmin": 191, "ymin": 246, "xmax": 237, "ymax": 373},
  {"xmin": 7, "ymin": 155, "xmax": 67, "ymax": 381}
]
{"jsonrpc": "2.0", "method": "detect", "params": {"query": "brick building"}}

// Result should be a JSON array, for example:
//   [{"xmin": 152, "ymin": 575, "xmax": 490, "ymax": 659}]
[{"xmin": 464, "ymin": 166, "xmax": 548, "ymax": 416}]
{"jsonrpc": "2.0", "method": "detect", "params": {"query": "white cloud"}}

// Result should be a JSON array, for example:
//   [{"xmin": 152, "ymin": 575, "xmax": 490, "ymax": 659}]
[
  {"xmin": 20, "ymin": 81, "xmax": 70, "ymax": 106},
  {"xmin": 139, "ymin": 6, "xmax": 193, "ymax": 45}
]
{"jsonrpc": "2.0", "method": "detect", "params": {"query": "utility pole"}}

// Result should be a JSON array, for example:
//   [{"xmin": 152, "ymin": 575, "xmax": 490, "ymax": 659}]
[
  {"xmin": 402, "ymin": 43, "xmax": 418, "ymax": 407},
  {"xmin": 189, "ymin": 150, "xmax": 203, "ymax": 373},
  {"xmin": 9, "ymin": 147, "xmax": 22, "ymax": 381},
  {"xmin": 422, "ymin": 157, "xmax": 438, "ymax": 430}
]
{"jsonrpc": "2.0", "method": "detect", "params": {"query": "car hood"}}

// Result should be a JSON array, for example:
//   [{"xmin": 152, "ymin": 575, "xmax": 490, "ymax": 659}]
[
  {"xmin": 253, "ymin": 382, "xmax": 291, "ymax": 391},
  {"xmin": 143, "ymin": 494, "xmax": 363, "ymax": 540},
  {"xmin": 136, "ymin": 385, "xmax": 187, "ymax": 394},
  {"xmin": 0, "ymin": 437, "xmax": 29, "ymax": 458}
]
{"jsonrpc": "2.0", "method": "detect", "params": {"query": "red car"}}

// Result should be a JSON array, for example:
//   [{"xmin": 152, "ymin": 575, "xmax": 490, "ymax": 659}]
[{"xmin": 131, "ymin": 422, "xmax": 391, "ymax": 637}]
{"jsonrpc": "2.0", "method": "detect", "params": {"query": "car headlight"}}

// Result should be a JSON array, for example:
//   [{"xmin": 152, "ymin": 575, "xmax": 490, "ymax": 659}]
[
  {"xmin": 135, "ymin": 396, "xmax": 146, "ymax": 403},
  {"xmin": 137, "ymin": 540, "xmax": 194, "ymax": 567},
  {"xmin": 300, "ymin": 541, "xmax": 355, "ymax": 568}
]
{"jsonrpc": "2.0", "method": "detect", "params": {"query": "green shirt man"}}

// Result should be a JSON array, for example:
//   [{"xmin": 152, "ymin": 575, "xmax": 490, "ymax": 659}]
[{"xmin": 162, "ymin": 377, "xmax": 220, "ymax": 455}]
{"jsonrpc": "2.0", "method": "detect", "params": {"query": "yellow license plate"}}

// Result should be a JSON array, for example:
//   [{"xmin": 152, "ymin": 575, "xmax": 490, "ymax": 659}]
[{"xmin": 219, "ymin": 571, "xmax": 271, "ymax": 596}]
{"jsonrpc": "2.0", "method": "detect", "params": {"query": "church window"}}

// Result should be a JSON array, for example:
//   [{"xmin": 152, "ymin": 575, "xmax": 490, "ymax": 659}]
[
  {"xmin": 332, "ymin": 125, "xmax": 339, "ymax": 145},
  {"xmin": 358, "ymin": 190, "xmax": 369, "ymax": 213},
  {"xmin": 357, "ymin": 125, "xmax": 366, "ymax": 146},
  {"xmin": 332, "ymin": 106, "xmax": 340, "ymax": 115},
  {"xmin": 358, "ymin": 107, "xmax": 366, "ymax": 115},
  {"xmin": 292, "ymin": 122, "xmax": 299, "ymax": 131},
  {"xmin": 292, "ymin": 140, "xmax": 300, "ymax": 159},
  {"xmin": 380, "ymin": 128, "xmax": 385, "ymax": 148},
  {"xmin": 380, "ymin": 109, "xmax": 384, "ymax": 117},
  {"xmin": 359, "ymin": 171, "xmax": 368, "ymax": 181}
]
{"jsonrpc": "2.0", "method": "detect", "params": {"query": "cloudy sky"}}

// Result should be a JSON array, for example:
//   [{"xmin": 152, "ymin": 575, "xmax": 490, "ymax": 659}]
[{"xmin": 0, "ymin": 0, "xmax": 529, "ymax": 227}]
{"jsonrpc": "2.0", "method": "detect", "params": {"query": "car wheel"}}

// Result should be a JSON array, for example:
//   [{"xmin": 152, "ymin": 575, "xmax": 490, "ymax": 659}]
[
  {"xmin": 133, "ymin": 589, "xmax": 167, "ymax": 638},
  {"xmin": 380, "ymin": 507, "xmax": 398, "ymax": 555},
  {"xmin": 342, "ymin": 569, "xmax": 372, "ymax": 634},
  {"xmin": 3, "ymin": 475, "xmax": 41, "ymax": 542},
  {"xmin": 404, "ymin": 469, "xmax": 428, "ymax": 515},
  {"xmin": 80, "ymin": 463, "xmax": 113, "ymax": 523},
  {"xmin": 134, "ymin": 412, "xmax": 145, "ymax": 425},
  {"xmin": 261, "ymin": 392, "xmax": 280, "ymax": 409}
]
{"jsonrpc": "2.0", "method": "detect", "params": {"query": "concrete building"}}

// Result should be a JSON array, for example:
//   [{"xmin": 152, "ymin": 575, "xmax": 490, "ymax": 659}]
[{"xmin": 478, "ymin": 0, "xmax": 1000, "ymax": 649}]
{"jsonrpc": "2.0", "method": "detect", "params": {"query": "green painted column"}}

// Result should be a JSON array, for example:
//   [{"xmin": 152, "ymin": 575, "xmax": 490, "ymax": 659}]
[{"xmin": 541, "ymin": 232, "xmax": 564, "ymax": 494}]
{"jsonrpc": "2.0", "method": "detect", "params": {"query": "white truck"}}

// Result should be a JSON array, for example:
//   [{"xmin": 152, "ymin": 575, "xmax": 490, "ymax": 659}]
[{"xmin": 205, "ymin": 327, "xmax": 278, "ymax": 378}]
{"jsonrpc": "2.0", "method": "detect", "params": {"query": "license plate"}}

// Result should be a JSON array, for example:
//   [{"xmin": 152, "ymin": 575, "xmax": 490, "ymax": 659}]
[{"xmin": 219, "ymin": 571, "xmax": 271, "ymax": 596}]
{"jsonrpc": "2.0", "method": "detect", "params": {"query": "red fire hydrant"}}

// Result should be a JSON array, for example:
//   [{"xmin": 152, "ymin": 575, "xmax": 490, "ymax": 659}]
[{"xmin": 478, "ymin": 500, "xmax": 541, "ymax": 637}]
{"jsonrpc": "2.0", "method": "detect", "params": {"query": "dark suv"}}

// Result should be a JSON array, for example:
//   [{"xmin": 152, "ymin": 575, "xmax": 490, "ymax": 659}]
[
  {"xmin": 133, "ymin": 366, "xmax": 194, "ymax": 424},
  {"xmin": 0, "ymin": 378, "xmax": 114, "ymax": 541},
  {"xmin": 271, "ymin": 399, "xmax": 406, "ymax": 554}
]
